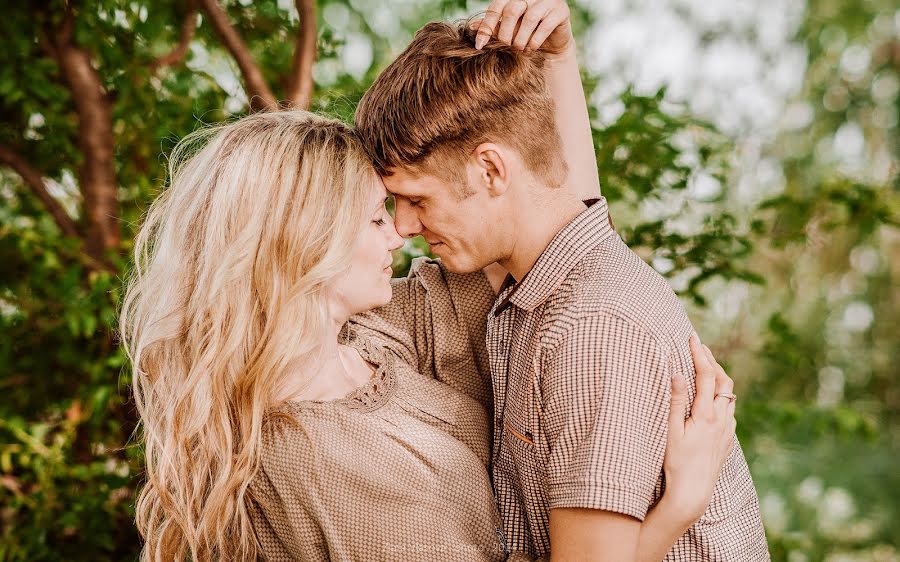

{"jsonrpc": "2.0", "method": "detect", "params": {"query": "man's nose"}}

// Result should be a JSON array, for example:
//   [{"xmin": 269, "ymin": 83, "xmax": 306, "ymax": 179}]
[{"xmin": 393, "ymin": 200, "xmax": 423, "ymax": 238}]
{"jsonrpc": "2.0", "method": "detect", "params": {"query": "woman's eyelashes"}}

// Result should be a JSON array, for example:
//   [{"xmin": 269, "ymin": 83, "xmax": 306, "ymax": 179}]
[{"xmin": 373, "ymin": 207, "xmax": 390, "ymax": 226}]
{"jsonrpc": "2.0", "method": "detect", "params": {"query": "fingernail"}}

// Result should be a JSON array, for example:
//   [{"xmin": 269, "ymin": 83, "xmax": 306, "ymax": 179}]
[{"xmin": 476, "ymin": 36, "xmax": 487, "ymax": 49}]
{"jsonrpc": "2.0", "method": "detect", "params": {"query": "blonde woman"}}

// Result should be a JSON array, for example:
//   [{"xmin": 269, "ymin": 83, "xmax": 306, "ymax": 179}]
[{"xmin": 121, "ymin": 109, "xmax": 737, "ymax": 562}]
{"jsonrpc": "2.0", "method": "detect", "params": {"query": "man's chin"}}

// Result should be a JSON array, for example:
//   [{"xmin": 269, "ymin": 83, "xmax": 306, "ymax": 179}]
[{"xmin": 436, "ymin": 254, "xmax": 485, "ymax": 275}]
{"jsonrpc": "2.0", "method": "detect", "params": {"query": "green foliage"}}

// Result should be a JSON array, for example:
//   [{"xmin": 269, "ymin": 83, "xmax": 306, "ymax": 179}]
[{"xmin": 0, "ymin": 413, "xmax": 138, "ymax": 561}]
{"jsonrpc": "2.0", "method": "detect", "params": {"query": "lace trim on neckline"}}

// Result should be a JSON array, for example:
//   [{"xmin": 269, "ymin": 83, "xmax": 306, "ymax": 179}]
[
  {"xmin": 269, "ymin": 327, "xmax": 397, "ymax": 415},
  {"xmin": 335, "ymin": 327, "xmax": 396, "ymax": 411}
]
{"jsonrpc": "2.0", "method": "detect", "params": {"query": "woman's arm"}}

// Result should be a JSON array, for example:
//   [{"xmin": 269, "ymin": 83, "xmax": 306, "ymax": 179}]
[
  {"xmin": 475, "ymin": 0, "xmax": 600, "ymax": 201},
  {"xmin": 634, "ymin": 336, "xmax": 737, "ymax": 561}
]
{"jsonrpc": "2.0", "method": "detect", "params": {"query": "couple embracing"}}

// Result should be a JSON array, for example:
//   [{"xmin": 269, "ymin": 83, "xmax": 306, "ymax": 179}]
[{"xmin": 122, "ymin": 1, "xmax": 769, "ymax": 560}]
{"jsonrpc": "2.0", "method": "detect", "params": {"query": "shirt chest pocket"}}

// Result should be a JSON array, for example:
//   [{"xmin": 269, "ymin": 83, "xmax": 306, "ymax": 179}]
[
  {"xmin": 502, "ymin": 403, "xmax": 552, "ymax": 553},
  {"xmin": 501, "ymin": 357, "xmax": 548, "ymax": 490}
]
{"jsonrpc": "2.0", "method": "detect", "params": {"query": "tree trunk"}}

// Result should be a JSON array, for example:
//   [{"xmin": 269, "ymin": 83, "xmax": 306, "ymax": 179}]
[{"xmin": 56, "ymin": 43, "xmax": 120, "ymax": 260}]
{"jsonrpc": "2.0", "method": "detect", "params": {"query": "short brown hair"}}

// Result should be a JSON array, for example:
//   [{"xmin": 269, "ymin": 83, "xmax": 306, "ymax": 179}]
[{"xmin": 354, "ymin": 20, "xmax": 567, "ymax": 188}]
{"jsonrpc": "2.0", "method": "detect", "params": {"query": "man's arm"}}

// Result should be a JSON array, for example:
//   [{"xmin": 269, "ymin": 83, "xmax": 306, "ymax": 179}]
[
  {"xmin": 549, "ymin": 508, "xmax": 641, "ymax": 562},
  {"xmin": 540, "ymin": 312, "xmax": 670, "ymax": 562},
  {"xmin": 549, "ymin": 498, "xmax": 697, "ymax": 562},
  {"xmin": 546, "ymin": 334, "xmax": 739, "ymax": 562}
]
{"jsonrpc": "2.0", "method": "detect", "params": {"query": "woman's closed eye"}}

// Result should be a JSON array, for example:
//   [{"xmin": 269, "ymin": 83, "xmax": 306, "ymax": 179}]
[{"xmin": 373, "ymin": 207, "xmax": 391, "ymax": 226}]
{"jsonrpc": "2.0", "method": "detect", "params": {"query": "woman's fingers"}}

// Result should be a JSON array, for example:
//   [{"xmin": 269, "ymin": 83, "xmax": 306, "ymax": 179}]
[
  {"xmin": 476, "ymin": 0, "xmax": 509, "ymax": 49},
  {"xmin": 689, "ymin": 334, "xmax": 717, "ymax": 421},
  {"xmin": 668, "ymin": 373, "xmax": 689, "ymax": 442},
  {"xmin": 525, "ymin": 3, "xmax": 569, "ymax": 52},
  {"xmin": 725, "ymin": 397, "xmax": 737, "ymax": 456},
  {"xmin": 722, "ymin": 416, "xmax": 737, "ymax": 457},
  {"xmin": 476, "ymin": 0, "xmax": 570, "ymax": 53},
  {"xmin": 704, "ymin": 344, "xmax": 736, "ymax": 417},
  {"xmin": 497, "ymin": 0, "xmax": 528, "ymax": 44},
  {"xmin": 511, "ymin": 0, "xmax": 550, "ymax": 50}
]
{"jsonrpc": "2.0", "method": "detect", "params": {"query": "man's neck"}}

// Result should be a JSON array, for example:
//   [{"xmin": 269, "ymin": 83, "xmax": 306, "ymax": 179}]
[{"xmin": 498, "ymin": 191, "xmax": 587, "ymax": 281}]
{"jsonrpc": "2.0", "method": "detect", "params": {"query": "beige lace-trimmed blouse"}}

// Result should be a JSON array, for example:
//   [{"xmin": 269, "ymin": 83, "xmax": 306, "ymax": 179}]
[{"xmin": 247, "ymin": 258, "xmax": 514, "ymax": 561}]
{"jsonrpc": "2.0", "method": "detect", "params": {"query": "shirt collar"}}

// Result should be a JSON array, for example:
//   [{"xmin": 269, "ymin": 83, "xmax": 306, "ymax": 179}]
[{"xmin": 494, "ymin": 197, "xmax": 615, "ymax": 315}]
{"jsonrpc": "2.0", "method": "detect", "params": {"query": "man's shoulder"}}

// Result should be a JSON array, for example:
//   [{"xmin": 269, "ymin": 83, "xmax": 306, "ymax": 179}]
[{"xmin": 546, "ymin": 236, "xmax": 690, "ymax": 340}]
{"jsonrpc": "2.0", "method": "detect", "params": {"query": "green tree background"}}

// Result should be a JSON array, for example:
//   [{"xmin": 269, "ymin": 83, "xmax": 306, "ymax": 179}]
[{"xmin": 0, "ymin": 0, "xmax": 896, "ymax": 560}]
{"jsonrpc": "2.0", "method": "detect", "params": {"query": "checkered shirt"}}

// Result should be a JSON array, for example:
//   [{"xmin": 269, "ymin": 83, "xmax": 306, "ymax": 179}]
[{"xmin": 488, "ymin": 198, "xmax": 770, "ymax": 560}]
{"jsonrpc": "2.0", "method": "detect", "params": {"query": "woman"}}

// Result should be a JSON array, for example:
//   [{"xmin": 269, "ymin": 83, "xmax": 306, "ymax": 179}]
[{"xmin": 120, "ymin": 17, "xmax": 736, "ymax": 562}]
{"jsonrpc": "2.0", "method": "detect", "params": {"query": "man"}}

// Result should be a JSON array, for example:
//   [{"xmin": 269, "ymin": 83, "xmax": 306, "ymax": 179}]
[{"xmin": 355, "ymin": 1, "xmax": 769, "ymax": 560}]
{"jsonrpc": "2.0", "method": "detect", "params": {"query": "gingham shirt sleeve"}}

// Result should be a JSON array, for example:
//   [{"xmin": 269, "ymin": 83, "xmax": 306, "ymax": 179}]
[
  {"xmin": 541, "ymin": 312, "xmax": 671, "ymax": 521},
  {"xmin": 349, "ymin": 258, "xmax": 496, "ymax": 409}
]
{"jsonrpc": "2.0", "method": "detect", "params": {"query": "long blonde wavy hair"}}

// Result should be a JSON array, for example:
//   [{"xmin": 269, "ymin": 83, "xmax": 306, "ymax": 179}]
[{"xmin": 119, "ymin": 110, "xmax": 377, "ymax": 561}]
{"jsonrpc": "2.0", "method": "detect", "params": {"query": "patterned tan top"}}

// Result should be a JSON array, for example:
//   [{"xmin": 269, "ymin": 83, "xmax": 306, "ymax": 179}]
[
  {"xmin": 488, "ymin": 198, "xmax": 770, "ymax": 560},
  {"xmin": 247, "ymin": 258, "xmax": 509, "ymax": 561}
]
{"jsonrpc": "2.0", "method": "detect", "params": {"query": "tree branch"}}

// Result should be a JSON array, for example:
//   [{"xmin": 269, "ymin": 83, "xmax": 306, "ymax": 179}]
[
  {"xmin": 0, "ymin": 144, "xmax": 81, "ymax": 240},
  {"xmin": 49, "ymin": 14, "xmax": 120, "ymax": 260},
  {"xmin": 151, "ymin": 6, "xmax": 198, "ymax": 72},
  {"xmin": 198, "ymin": 0, "xmax": 278, "ymax": 111},
  {"xmin": 285, "ymin": 0, "xmax": 316, "ymax": 110}
]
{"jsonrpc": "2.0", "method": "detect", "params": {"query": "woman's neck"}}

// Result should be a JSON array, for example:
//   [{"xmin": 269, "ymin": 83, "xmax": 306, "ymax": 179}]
[{"xmin": 274, "ymin": 312, "xmax": 375, "ymax": 403}]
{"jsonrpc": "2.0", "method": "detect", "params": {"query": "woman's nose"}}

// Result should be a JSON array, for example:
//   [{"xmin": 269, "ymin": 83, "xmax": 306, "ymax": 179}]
[{"xmin": 387, "ymin": 224, "xmax": 404, "ymax": 251}]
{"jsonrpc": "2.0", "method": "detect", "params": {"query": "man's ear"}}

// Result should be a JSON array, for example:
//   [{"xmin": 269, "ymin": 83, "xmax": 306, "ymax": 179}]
[{"xmin": 470, "ymin": 143, "xmax": 510, "ymax": 196}]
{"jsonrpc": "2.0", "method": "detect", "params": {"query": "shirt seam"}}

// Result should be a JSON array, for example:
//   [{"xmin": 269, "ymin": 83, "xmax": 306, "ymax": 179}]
[{"xmin": 538, "ymin": 307, "xmax": 672, "ymax": 371}]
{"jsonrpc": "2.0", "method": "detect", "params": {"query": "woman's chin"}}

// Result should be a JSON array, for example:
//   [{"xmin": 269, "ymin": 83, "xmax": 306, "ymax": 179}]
[{"xmin": 376, "ymin": 285, "xmax": 393, "ymax": 308}]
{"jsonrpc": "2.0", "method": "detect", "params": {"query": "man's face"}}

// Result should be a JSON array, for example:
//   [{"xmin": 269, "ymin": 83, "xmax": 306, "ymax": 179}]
[{"xmin": 382, "ymin": 166, "xmax": 503, "ymax": 273}]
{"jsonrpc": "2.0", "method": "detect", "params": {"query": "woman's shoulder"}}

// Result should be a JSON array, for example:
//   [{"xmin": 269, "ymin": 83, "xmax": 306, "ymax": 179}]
[
  {"xmin": 259, "ymin": 404, "xmax": 338, "ymax": 461},
  {"xmin": 259, "ymin": 398, "xmax": 390, "ymax": 464}
]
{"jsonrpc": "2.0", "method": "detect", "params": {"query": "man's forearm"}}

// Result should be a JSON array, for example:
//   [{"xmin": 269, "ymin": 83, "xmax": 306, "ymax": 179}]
[{"xmin": 545, "ymin": 47, "xmax": 601, "ymax": 200}]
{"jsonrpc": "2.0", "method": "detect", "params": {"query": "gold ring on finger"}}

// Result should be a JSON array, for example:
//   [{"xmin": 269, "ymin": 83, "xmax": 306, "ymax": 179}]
[{"xmin": 715, "ymin": 392, "xmax": 737, "ymax": 402}]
